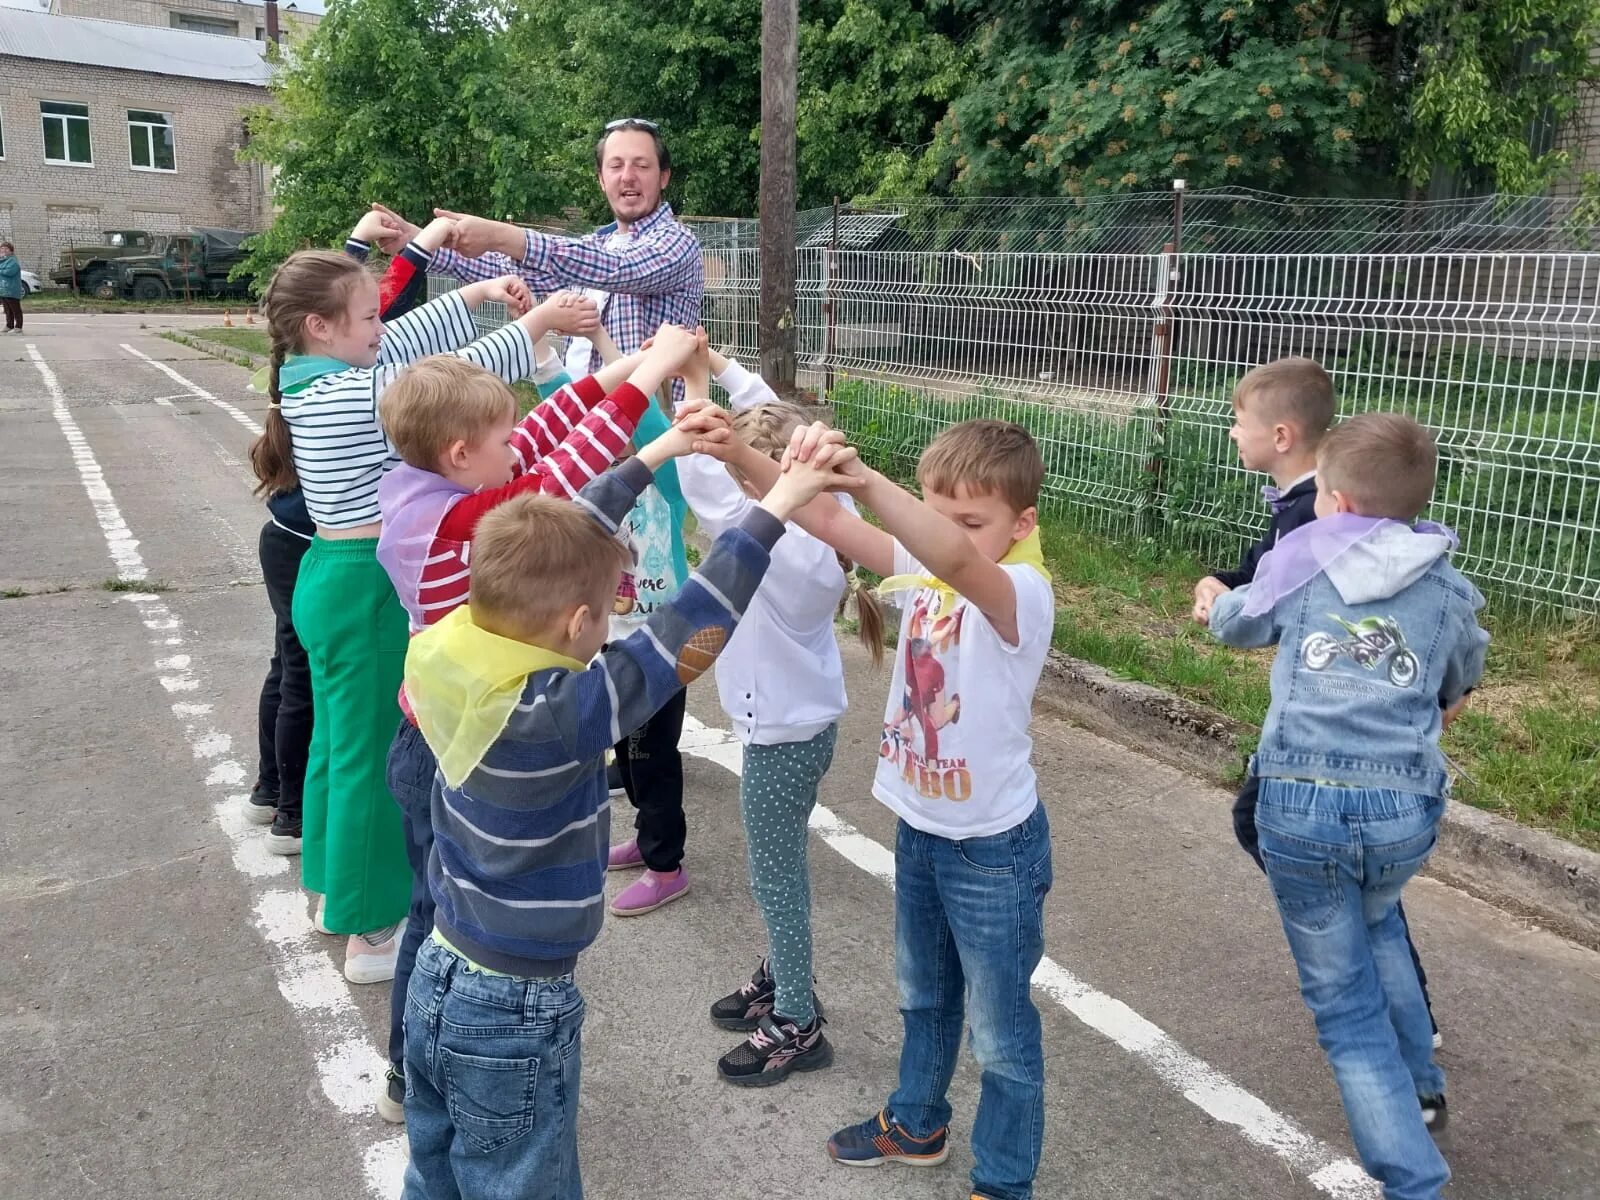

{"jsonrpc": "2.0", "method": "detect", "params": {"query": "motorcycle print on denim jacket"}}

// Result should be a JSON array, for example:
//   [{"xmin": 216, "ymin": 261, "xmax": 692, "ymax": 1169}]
[{"xmin": 1300, "ymin": 614, "xmax": 1421, "ymax": 688}]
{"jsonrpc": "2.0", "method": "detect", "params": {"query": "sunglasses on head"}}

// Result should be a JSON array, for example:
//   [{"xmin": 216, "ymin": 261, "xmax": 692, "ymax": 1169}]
[{"xmin": 605, "ymin": 117, "xmax": 659, "ymax": 133}]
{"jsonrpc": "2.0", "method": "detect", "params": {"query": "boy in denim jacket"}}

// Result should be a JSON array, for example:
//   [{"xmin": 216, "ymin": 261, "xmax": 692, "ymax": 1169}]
[
  {"xmin": 1208, "ymin": 413, "xmax": 1488, "ymax": 1200},
  {"xmin": 1193, "ymin": 359, "xmax": 1442, "ymax": 1044}
]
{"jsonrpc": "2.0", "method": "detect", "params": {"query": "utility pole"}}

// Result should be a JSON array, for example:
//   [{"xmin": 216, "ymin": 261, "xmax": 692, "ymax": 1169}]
[{"xmin": 758, "ymin": 0, "xmax": 798, "ymax": 400}]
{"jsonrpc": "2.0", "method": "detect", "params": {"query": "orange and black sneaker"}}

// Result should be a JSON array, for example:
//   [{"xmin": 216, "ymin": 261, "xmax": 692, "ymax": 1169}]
[{"xmin": 826, "ymin": 1109, "xmax": 949, "ymax": 1168}]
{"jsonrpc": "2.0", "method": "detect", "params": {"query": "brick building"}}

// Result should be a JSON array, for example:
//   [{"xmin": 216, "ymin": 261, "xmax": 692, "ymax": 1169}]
[
  {"xmin": 48, "ymin": 0, "xmax": 321, "ymax": 43},
  {"xmin": 0, "ymin": 7, "xmax": 275, "ymax": 274}
]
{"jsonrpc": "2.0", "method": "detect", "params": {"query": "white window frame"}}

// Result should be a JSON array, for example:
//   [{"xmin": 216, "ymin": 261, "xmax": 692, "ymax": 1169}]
[
  {"xmin": 41, "ymin": 100, "xmax": 92, "ymax": 168},
  {"xmin": 127, "ymin": 109, "xmax": 176, "ymax": 174}
]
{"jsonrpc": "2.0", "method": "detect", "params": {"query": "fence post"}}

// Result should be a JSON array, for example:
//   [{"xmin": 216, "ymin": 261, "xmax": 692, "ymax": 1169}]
[
  {"xmin": 823, "ymin": 196, "xmax": 840, "ymax": 397},
  {"xmin": 1147, "ymin": 179, "xmax": 1185, "ymax": 528}
]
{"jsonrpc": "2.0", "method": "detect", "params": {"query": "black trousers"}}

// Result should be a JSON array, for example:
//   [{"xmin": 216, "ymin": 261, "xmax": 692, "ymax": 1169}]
[
  {"xmin": 2, "ymin": 298, "xmax": 21, "ymax": 330},
  {"xmin": 256, "ymin": 521, "xmax": 313, "ymax": 818},
  {"xmin": 1233, "ymin": 772, "xmax": 1438, "ymax": 1029},
  {"xmin": 613, "ymin": 684, "xmax": 688, "ymax": 872}
]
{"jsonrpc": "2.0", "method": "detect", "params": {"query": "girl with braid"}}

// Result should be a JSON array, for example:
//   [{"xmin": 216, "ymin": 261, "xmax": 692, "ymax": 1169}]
[
  {"xmin": 674, "ymin": 337, "xmax": 885, "ymax": 1086},
  {"xmin": 246, "ymin": 224, "xmax": 584, "ymax": 984},
  {"xmin": 244, "ymin": 211, "xmax": 456, "ymax": 856}
]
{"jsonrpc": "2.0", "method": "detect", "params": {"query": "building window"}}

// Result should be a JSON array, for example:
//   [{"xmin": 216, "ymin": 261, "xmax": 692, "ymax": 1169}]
[
  {"xmin": 0, "ymin": 106, "xmax": 6, "ymax": 160},
  {"xmin": 128, "ymin": 110, "xmax": 176, "ymax": 173},
  {"xmin": 171, "ymin": 13, "xmax": 239, "ymax": 36},
  {"xmin": 41, "ymin": 101, "xmax": 92, "ymax": 166}
]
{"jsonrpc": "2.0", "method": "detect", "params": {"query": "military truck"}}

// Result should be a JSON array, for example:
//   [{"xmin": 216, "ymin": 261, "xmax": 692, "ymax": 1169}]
[
  {"xmin": 105, "ymin": 229, "xmax": 253, "ymax": 301},
  {"xmin": 50, "ymin": 230, "xmax": 155, "ymax": 294}
]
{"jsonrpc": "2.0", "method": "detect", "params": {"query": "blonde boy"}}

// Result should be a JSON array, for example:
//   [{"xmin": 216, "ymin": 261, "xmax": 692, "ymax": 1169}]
[{"xmin": 397, "ymin": 390, "xmax": 853, "ymax": 1200}]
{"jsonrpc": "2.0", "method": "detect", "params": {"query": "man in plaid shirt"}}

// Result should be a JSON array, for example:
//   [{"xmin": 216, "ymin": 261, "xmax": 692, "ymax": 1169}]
[{"xmin": 380, "ymin": 120, "xmax": 703, "ymax": 403}]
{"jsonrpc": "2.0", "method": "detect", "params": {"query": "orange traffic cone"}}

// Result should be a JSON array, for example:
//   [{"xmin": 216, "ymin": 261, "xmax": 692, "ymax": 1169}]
[{"xmin": 223, "ymin": 309, "xmax": 234, "ymax": 328}]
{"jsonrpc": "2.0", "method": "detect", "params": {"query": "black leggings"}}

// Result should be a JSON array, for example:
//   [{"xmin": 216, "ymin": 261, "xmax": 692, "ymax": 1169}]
[
  {"xmin": 256, "ymin": 521, "xmax": 313, "ymax": 816},
  {"xmin": 2, "ymin": 298, "xmax": 21, "ymax": 330}
]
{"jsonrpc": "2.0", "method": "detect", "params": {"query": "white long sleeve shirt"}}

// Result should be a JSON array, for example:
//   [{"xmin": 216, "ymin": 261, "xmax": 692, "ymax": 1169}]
[{"xmin": 675, "ymin": 360, "xmax": 850, "ymax": 745}]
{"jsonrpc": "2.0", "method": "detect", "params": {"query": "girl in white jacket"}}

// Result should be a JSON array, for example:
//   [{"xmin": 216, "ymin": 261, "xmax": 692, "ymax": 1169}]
[{"xmin": 676, "ymin": 347, "xmax": 883, "ymax": 1086}]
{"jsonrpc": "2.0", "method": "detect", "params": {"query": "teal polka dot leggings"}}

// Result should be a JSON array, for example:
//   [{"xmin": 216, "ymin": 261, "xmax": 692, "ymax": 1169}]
[{"xmin": 740, "ymin": 724, "xmax": 838, "ymax": 1026}]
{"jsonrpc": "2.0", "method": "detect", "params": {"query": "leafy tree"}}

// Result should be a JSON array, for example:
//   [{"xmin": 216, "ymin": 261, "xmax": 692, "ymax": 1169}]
[
  {"xmin": 1382, "ymin": 0, "xmax": 1600, "ymax": 195},
  {"xmin": 241, "ymin": 0, "xmax": 559, "ymax": 276},
  {"xmin": 929, "ymin": 1, "xmax": 1388, "ymax": 197},
  {"xmin": 927, "ymin": 0, "xmax": 1600, "ymax": 198}
]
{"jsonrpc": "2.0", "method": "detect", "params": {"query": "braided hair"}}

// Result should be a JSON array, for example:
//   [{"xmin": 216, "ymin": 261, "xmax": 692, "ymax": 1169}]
[{"xmin": 247, "ymin": 250, "xmax": 367, "ymax": 497}]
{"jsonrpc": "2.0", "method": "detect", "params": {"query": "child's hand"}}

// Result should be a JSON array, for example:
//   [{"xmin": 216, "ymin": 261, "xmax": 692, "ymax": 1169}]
[
  {"xmin": 782, "ymin": 423, "xmax": 866, "ymax": 487},
  {"xmin": 1192, "ymin": 576, "xmax": 1230, "ymax": 625},
  {"xmin": 763, "ymin": 451, "xmax": 862, "ymax": 521},
  {"xmin": 644, "ymin": 324, "xmax": 700, "ymax": 373},
  {"xmin": 477, "ymin": 275, "xmax": 533, "ymax": 318},
  {"xmin": 367, "ymin": 203, "xmax": 419, "ymax": 251},
  {"xmin": 1441, "ymin": 694, "xmax": 1470, "ymax": 730},
  {"xmin": 675, "ymin": 399, "xmax": 732, "ymax": 453},
  {"xmin": 351, "ymin": 208, "xmax": 400, "ymax": 248},
  {"xmin": 529, "ymin": 291, "xmax": 600, "ymax": 337}
]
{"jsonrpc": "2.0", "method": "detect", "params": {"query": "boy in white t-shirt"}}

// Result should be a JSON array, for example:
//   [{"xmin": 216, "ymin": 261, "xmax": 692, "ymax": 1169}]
[{"xmin": 710, "ymin": 417, "xmax": 1055, "ymax": 1200}]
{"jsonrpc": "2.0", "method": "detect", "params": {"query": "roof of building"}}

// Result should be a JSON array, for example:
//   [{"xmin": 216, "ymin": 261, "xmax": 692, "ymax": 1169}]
[{"xmin": 0, "ymin": 7, "xmax": 273, "ymax": 84}]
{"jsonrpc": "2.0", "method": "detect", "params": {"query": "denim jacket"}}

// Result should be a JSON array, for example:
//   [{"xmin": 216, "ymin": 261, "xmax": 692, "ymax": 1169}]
[{"xmin": 1210, "ymin": 526, "xmax": 1489, "ymax": 796}]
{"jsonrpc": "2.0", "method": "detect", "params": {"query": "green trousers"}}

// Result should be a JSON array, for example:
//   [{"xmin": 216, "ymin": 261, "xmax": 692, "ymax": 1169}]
[{"xmin": 292, "ymin": 536, "xmax": 411, "ymax": 934}]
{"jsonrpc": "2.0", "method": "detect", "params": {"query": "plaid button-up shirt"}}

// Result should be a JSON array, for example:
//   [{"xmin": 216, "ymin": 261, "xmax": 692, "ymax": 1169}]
[{"xmin": 433, "ymin": 202, "xmax": 704, "ymax": 402}]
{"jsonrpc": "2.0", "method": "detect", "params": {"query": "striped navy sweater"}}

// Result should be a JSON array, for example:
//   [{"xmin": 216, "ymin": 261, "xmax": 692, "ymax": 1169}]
[{"xmin": 420, "ymin": 457, "xmax": 785, "ymax": 977}]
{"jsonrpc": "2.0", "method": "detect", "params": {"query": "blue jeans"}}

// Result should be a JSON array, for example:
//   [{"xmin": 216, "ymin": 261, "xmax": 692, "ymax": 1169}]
[
  {"xmin": 887, "ymin": 803, "xmax": 1052, "ymax": 1200},
  {"xmin": 1257, "ymin": 780, "xmax": 1448, "ymax": 1200},
  {"xmin": 386, "ymin": 720, "xmax": 438, "ymax": 1072},
  {"xmin": 401, "ymin": 939, "xmax": 585, "ymax": 1200}
]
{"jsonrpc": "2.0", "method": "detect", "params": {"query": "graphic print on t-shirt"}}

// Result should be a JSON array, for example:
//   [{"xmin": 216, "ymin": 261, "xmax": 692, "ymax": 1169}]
[
  {"xmin": 617, "ymin": 484, "xmax": 675, "ymax": 623},
  {"xmin": 880, "ymin": 589, "xmax": 971, "ymax": 803}
]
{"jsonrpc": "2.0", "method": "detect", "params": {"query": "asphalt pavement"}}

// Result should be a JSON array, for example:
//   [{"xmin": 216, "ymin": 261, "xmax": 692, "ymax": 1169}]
[{"xmin": 1, "ymin": 314, "xmax": 1596, "ymax": 1200}]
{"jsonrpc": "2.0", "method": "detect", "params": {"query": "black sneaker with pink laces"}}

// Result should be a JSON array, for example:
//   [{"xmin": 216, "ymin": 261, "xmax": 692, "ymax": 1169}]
[
  {"xmin": 717, "ymin": 1013, "xmax": 833, "ymax": 1087},
  {"xmin": 709, "ymin": 957, "xmax": 825, "ymax": 1031}
]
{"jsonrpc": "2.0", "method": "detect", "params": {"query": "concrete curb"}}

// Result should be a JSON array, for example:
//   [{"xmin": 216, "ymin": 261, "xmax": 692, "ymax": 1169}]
[
  {"xmin": 165, "ymin": 332, "xmax": 266, "ymax": 370},
  {"xmin": 1038, "ymin": 646, "xmax": 1600, "ymax": 950}
]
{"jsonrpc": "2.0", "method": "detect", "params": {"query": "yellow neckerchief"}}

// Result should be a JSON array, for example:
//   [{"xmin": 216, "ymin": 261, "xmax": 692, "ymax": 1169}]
[
  {"xmin": 877, "ymin": 527, "xmax": 1052, "ymax": 615},
  {"xmin": 404, "ymin": 606, "xmax": 583, "ymax": 788}
]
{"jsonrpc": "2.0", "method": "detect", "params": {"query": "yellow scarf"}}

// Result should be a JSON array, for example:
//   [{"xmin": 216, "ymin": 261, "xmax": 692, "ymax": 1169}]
[
  {"xmin": 404, "ymin": 607, "xmax": 583, "ymax": 788},
  {"xmin": 877, "ymin": 527, "xmax": 1052, "ymax": 614}
]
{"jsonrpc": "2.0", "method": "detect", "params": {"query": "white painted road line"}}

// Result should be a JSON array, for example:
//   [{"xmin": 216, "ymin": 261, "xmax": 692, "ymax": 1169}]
[
  {"xmin": 678, "ymin": 714, "xmax": 1381, "ymax": 1200},
  {"xmin": 121, "ymin": 343, "xmax": 265, "ymax": 435},
  {"xmin": 25, "ymin": 343, "xmax": 405, "ymax": 1199}
]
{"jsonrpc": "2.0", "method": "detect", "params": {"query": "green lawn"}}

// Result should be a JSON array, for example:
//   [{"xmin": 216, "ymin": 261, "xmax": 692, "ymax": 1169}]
[
  {"xmin": 24, "ymin": 291, "xmax": 237, "ymax": 313},
  {"xmin": 1035, "ymin": 515, "xmax": 1600, "ymax": 850},
  {"xmin": 189, "ymin": 325, "xmax": 270, "ymax": 357}
]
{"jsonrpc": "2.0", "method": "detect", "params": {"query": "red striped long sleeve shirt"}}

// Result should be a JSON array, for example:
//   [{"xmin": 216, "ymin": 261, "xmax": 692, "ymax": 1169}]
[{"xmin": 412, "ymin": 375, "xmax": 649, "ymax": 625}]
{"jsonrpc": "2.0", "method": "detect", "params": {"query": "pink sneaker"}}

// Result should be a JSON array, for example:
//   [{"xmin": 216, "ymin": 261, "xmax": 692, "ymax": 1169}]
[
  {"xmin": 607, "ymin": 839, "xmax": 644, "ymax": 872},
  {"xmin": 610, "ymin": 868, "xmax": 690, "ymax": 917}
]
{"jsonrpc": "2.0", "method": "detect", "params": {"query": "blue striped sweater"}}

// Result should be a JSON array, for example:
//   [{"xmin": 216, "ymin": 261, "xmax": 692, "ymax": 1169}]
[{"xmin": 414, "ymin": 457, "xmax": 785, "ymax": 977}]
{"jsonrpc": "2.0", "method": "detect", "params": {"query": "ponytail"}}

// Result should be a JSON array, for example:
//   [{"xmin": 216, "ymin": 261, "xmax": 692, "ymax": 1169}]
[
  {"xmin": 247, "ymin": 249, "xmax": 368, "ymax": 497},
  {"xmin": 249, "ymin": 333, "xmax": 297, "ymax": 495},
  {"xmin": 838, "ymin": 554, "xmax": 886, "ymax": 666}
]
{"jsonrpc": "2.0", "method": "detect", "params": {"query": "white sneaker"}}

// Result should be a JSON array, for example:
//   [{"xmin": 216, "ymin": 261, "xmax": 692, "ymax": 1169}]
[
  {"xmin": 312, "ymin": 896, "xmax": 333, "ymax": 935},
  {"xmin": 1432, "ymin": 1030, "xmax": 1444, "ymax": 1051},
  {"xmin": 344, "ymin": 926, "xmax": 401, "ymax": 985}
]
